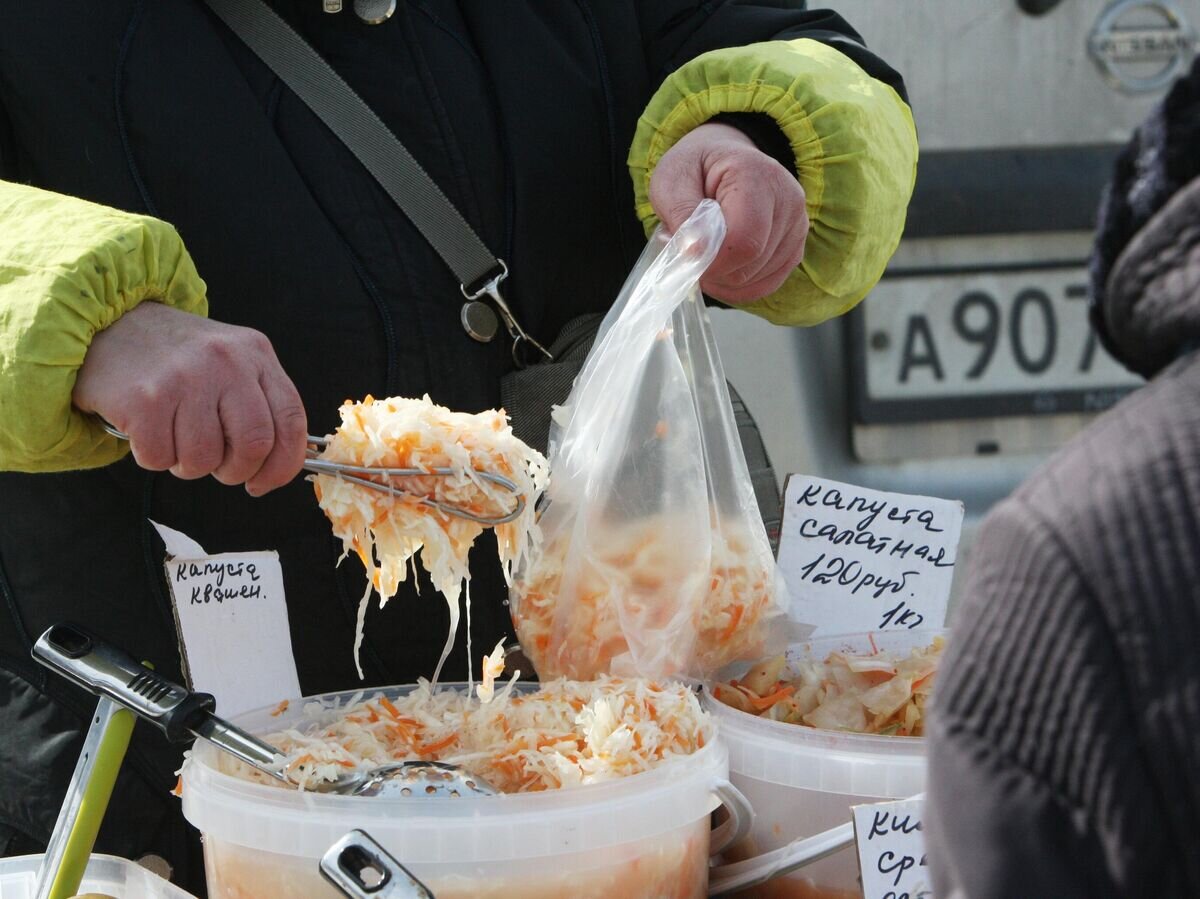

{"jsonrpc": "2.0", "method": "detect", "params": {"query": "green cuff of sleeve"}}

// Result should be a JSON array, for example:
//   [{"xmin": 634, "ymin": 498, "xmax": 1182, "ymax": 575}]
[
  {"xmin": 0, "ymin": 183, "xmax": 209, "ymax": 472},
  {"xmin": 628, "ymin": 38, "xmax": 918, "ymax": 326}
]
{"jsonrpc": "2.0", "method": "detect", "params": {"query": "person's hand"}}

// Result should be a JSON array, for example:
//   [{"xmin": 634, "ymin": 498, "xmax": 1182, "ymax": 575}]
[
  {"xmin": 648, "ymin": 122, "xmax": 808, "ymax": 304},
  {"xmin": 73, "ymin": 302, "xmax": 307, "ymax": 496}
]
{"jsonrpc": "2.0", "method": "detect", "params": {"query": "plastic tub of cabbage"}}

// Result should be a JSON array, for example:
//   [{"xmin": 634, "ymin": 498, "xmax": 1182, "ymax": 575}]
[
  {"xmin": 180, "ymin": 677, "xmax": 750, "ymax": 898},
  {"xmin": 0, "ymin": 853, "xmax": 195, "ymax": 898},
  {"xmin": 702, "ymin": 630, "xmax": 945, "ymax": 899}
]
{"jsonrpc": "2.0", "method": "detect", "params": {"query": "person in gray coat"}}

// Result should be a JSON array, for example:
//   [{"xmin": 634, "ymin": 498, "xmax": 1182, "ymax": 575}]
[{"xmin": 925, "ymin": 61, "xmax": 1200, "ymax": 897}]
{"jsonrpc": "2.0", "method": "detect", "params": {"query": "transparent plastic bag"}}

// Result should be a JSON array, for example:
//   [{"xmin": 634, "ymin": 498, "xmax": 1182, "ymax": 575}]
[{"xmin": 510, "ymin": 200, "xmax": 788, "ymax": 680}]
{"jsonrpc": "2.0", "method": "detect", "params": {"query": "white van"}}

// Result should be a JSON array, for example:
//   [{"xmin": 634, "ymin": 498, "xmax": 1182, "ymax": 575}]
[{"xmin": 715, "ymin": 0, "xmax": 1199, "ymax": 594}]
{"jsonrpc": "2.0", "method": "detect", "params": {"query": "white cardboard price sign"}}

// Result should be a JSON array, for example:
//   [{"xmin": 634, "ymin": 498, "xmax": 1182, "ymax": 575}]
[
  {"xmin": 153, "ymin": 521, "xmax": 301, "ymax": 718},
  {"xmin": 852, "ymin": 796, "xmax": 931, "ymax": 899},
  {"xmin": 776, "ymin": 476, "xmax": 963, "ymax": 636}
]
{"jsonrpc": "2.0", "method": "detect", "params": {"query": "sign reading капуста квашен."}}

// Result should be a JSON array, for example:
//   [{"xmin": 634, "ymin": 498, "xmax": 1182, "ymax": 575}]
[
  {"xmin": 776, "ymin": 476, "xmax": 963, "ymax": 636},
  {"xmin": 153, "ymin": 520, "xmax": 301, "ymax": 718}
]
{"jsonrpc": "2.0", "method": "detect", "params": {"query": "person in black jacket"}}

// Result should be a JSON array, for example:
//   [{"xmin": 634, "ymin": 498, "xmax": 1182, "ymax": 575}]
[
  {"xmin": 0, "ymin": 2, "xmax": 916, "ymax": 890},
  {"xmin": 925, "ymin": 60, "xmax": 1200, "ymax": 898}
]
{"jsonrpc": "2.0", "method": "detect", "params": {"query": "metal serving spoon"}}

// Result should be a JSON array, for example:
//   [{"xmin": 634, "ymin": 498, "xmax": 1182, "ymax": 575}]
[{"xmin": 32, "ymin": 624, "xmax": 496, "ymax": 799}]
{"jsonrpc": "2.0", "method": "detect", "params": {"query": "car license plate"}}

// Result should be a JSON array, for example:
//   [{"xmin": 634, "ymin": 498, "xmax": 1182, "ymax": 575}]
[{"xmin": 850, "ymin": 265, "xmax": 1142, "ymax": 424}]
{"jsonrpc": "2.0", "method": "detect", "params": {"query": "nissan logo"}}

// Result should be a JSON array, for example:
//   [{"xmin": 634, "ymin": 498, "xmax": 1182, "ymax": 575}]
[{"xmin": 1089, "ymin": 0, "xmax": 1197, "ymax": 93}]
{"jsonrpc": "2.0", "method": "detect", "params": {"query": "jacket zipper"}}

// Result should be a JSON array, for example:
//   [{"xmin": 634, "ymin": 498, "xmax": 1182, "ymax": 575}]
[{"xmin": 573, "ymin": 0, "xmax": 632, "ymax": 263}]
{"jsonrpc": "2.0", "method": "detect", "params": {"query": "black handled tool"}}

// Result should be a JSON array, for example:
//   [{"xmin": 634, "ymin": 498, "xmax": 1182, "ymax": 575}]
[{"xmin": 33, "ymin": 624, "xmax": 288, "ymax": 778}]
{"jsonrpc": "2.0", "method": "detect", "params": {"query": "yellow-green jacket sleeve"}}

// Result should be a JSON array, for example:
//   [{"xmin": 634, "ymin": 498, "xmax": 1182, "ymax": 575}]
[
  {"xmin": 629, "ymin": 38, "xmax": 918, "ymax": 326},
  {"xmin": 0, "ymin": 182, "xmax": 208, "ymax": 472}
]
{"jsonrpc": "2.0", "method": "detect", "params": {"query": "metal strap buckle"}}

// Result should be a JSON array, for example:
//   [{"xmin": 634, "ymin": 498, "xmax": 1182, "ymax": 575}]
[{"xmin": 461, "ymin": 261, "xmax": 554, "ymax": 367}]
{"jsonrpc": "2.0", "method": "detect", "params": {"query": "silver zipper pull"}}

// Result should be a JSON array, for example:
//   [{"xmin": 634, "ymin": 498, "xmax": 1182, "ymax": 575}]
[{"xmin": 323, "ymin": 0, "xmax": 343, "ymax": 13}]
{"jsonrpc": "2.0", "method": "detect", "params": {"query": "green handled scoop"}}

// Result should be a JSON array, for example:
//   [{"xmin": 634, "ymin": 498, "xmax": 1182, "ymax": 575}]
[{"xmin": 32, "ymin": 694, "xmax": 135, "ymax": 899}]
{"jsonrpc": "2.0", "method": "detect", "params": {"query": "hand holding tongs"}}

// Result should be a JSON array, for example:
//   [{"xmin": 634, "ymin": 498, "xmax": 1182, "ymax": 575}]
[{"xmin": 100, "ymin": 421, "xmax": 525, "ymax": 525}]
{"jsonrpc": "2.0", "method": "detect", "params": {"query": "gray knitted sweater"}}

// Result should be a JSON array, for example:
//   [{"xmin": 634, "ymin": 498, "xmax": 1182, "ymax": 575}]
[{"xmin": 926, "ymin": 158, "xmax": 1200, "ymax": 896}]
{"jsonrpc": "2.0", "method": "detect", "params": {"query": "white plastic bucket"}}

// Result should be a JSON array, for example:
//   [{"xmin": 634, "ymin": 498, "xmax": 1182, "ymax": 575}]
[
  {"xmin": 0, "ymin": 854, "xmax": 195, "ymax": 898},
  {"xmin": 181, "ymin": 683, "xmax": 750, "ymax": 898},
  {"xmin": 703, "ymin": 630, "xmax": 941, "ymax": 898}
]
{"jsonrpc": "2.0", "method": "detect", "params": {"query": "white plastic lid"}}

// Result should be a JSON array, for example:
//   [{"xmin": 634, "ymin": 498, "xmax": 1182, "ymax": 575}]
[
  {"xmin": 182, "ymin": 683, "xmax": 727, "ymax": 862},
  {"xmin": 702, "ymin": 631, "xmax": 942, "ymax": 797},
  {"xmin": 0, "ymin": 854, "xmax": 195, "ymax": 898}
]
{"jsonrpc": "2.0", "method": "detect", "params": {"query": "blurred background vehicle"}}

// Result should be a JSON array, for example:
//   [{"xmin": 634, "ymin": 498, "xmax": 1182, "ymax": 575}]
[{"xmin": 713, "ymin": 0, "xmax": 1200, "ymax": 603}]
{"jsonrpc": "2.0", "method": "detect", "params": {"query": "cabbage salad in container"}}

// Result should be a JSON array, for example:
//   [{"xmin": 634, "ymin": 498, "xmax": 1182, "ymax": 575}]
[
  {"xmin": 711, "ymin": 634, "xmax": 945, "ymax": 737},
  {"xmin": 231, "ymin": 661, "xmax": 712, "ymax": 795},
  {"xmin": 182, "ymin": 671, "xmax": 735, "ymax": 899},
  {"xmin": 705, "ymin": 631, "xmax": 946, "ymax": 899}
]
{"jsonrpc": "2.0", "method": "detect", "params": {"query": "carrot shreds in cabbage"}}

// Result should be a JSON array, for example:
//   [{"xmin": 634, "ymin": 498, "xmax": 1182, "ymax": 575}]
[
  {"xmin": 746, "ymin": 683, "xmax": 795, "ymax": 711},
  {"xmin": 217, "ymin": 677, "xmax": 713, "ymax": 794},
  {"xmin": 312, "ymin": 395, "xmax": 547, "ymax": 680},
  {"xmin": 713, "ymin": 636, "xmax": 945, "ymax": 737}
]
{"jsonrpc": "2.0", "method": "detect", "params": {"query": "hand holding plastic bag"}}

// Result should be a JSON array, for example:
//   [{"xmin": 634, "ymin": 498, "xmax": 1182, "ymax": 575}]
[{"xmin": 510, "ymin": 200, "xmax": 787, "ymax": 680}]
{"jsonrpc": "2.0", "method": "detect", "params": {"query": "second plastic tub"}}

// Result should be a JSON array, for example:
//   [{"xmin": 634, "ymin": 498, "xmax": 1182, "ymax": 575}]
[
  {"xmin": 703, "ymin": 630, "xmax": 941, "ymax": 898},
  {"xmin": 181, "ymin": 683, "xmax": 748, "ymax": 898},
  {"xmin": 0, "ymin": 854, "xmax": 195, "ymax": 898}
]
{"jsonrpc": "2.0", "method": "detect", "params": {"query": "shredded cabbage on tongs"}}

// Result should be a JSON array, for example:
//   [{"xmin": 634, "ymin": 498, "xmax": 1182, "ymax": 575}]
[{"xmin": 312, "ymin": 395, "xmax": 547, "ymax": 679}]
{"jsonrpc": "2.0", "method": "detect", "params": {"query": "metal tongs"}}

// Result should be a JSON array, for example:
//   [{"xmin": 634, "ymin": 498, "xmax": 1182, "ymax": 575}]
[
  {"xmin": 302, "ymin": 435, "xmax": 524, "ymax": 525},
  {"xmin": 99, "ymin": 422, "xmax": 525, "ymax": 525}
]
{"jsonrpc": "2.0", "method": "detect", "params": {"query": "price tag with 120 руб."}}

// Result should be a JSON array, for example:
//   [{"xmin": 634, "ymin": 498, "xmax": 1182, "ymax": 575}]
[{"xmin": 776, "ymin": 476, "xmax": 964, "ymax": 636}]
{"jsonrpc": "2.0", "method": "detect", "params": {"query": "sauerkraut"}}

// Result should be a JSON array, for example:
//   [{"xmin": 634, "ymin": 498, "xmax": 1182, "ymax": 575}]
[
  {"xmin": 225, "ymin": 676, "xmax": 713, "ymax": 794},
  {"xmin": 202, "ymin": 823, "xmax": 709, "ymax": 899},
  {"xmin": 476, "ymin": 639, "xmax": 508, "ymax": 704},
  {"xmin": 312, "ymin": 395, "xmax": 547, "ymax": 679},
  {"xmin": 712, "ymin": 636, "xmax": 944, "ymax": 736},
  {"xmin": 510, "ymin": 516, "xmax": 778, "ymax": 681}
]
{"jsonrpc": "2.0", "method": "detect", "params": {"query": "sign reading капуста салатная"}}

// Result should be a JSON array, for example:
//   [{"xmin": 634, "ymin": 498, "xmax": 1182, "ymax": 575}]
[{"xmin": 776, "ymin": 476, "xmax": 963, "ymax": 636}]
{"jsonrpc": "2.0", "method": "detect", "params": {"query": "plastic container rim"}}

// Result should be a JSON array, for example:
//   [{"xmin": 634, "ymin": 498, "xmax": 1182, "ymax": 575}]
[{"xmin": 0, "ymin": 853, "xmax": 195, "ymax": 898}]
